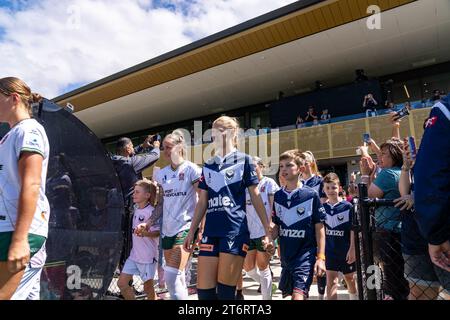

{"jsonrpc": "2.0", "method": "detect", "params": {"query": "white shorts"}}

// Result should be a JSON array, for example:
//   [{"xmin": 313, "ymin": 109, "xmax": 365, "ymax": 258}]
[
  {"xmin": 122, "ymin": 258, "xmax": 157, "ymax": 282},
  {"xmin": 11, "ymin": 244, "xmax": 47, "ymax": 300}
]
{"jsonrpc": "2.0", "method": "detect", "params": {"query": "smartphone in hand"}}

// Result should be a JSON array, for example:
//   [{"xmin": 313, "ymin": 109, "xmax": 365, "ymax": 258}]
[
  {"xmin": 408, "ymin": 136, "xmax": 417, "ymax": 160},
  {"xmin": 395, "ymin": 106, "xmax": 410, "ymax": 120},
  {"xmin": 363, "ymin": 133, "xmax": 371, "ymax": 144}
]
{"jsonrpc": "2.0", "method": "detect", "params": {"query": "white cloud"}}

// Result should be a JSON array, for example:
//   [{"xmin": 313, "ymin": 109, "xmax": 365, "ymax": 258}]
[{"xmin": 0, "ymin": 0, "xmax": 296, "ymax": 98}]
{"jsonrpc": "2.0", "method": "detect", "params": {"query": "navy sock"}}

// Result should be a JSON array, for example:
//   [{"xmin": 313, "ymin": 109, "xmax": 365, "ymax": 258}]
[
  {"xmin": 317, "ymin": 275, "xmax": 326, "ymax": 295},
  {"xmin": 217, "ymin": 282, "xmax": 236, "ymax": 300},
  {"xmin": 197, "ymin": 287, "xmax": 217, "ymax": 300}
]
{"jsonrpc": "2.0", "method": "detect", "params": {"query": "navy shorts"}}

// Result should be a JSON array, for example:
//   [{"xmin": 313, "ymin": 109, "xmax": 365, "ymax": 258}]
[
  {"xmin": 326, "ymin": 257, "xmax": 356, "ymax": 275},
  {"xmin": 198, "ymin": 233, "xmax": 249, "ymax": 258},
  {"xmin": 279, "ymin": 252, "xmax": 315, "ymax": 297}
]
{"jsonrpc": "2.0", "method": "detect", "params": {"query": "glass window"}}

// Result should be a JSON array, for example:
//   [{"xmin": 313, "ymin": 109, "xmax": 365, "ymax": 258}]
[
  {"xmin": 422, "ymin": 72, "xmax": 450, "ymax": 99},
  {"xmin": 250, "ymin": 110, "xmax": 270, "ymax": 129}
]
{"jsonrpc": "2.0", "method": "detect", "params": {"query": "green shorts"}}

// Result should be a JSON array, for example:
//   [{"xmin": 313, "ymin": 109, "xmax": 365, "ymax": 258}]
[
  {"xmin": 0, "ymin": 232, "xmax": 46, "ymax": 261},
  {"xmin": 248, "ymin": 237, "xmax": 266, "ymax": 252},
  {"xmin": 161, "ymin": 230, "xmax": 190, "ymax": 250}
]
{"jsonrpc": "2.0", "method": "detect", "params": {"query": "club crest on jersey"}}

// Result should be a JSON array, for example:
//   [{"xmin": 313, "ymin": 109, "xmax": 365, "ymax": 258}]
[
  {"xmin": 337, "ymin": 213, "xmax": 344, "ymax": 221},
  {"xmin": 425, "ymin": 116, "xmax": 437, "ymax": 128},
  {"xmin": 138, "ymin": 215, "xmax": 145, "ymax": 222},
  {"xmin": 297, "ymin": 207, "xmax": 305, "ymax": 215},
  {"xmin": 162, "ymin": 175, "xmax": 167, "ymax": 183},
  {"xmin": 208, "ymin": 172, "xmax": 212, "ymax": 184},
  {"xmin": 225, "ymin": 169, "xmax": 235, "ymax": 180},
  {"xmin": 179, "ymin": 172, "xmax": 185, "ymax": 181}
]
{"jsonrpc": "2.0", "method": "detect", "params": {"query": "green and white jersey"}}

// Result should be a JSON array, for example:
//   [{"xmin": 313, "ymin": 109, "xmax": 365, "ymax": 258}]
[
  {"xmin": 0, "ymin": 119, "xmax": 50, "ymax": 237},
  {"xmin": 245, "ymin": 176, "xmax": 279, "ymax": 239},
  {"xmin": 155, "ymin": 161, "xmax": 201, "ymax": 237}
]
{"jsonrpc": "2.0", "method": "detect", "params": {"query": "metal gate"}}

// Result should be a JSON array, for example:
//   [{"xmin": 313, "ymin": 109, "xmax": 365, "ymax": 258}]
[{"xmin": 353, "ymin": 184, "xmax": 448, "ymax": 300}]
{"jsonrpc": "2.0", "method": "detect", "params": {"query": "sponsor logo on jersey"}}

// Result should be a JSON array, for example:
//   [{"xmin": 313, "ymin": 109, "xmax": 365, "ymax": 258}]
[
  {"xmin": 326, "ymin": 229, "xmax": 345, "ymax": 237},
  {"xmin": 260, "ymin": 186, "xmax": 266, "ymax": 193},
  {"xmin": 164, "ymin": 189, "xmax": 187, "ymax": 197},
  {"xmin": 178, "ymin": 172, "xmax": 185, "ymax": 181},
  {"xmin": 26, "ymin": 138, "xmax": 40, "ymax": 147},
  {"xmin": 201, "ymin": 236, "xmax": 208, "ymax": 243},
  {"xmin": 279, "ymin": 228, "xmax": 306, "ymax": 238},
  {"xmin": 208, "ymin": 195, "xmax": 234, "ymax": 208}
]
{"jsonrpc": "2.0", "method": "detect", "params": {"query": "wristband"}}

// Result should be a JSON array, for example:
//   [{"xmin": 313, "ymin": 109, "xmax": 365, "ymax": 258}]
[{"xmin": 316, "ymin": 253, "xmax": 326, "ymax": 261}]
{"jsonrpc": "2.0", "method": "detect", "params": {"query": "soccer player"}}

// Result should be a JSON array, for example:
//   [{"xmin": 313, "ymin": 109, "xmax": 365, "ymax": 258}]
[
  {"xmin": 243, "ymin": 156, "xmax": 279, "ymax": 300},
  {"xmin": 152, "ymin": 130, "xmax": 202, "ymax": 300},
  {"xmin": 272, "ymin": 150, "xmax": 326, "ymax": 300},
  {"xmin": 183, "ymin": 116, "xmax": 274, "ymax": 300},
  {"xmin": 322, "ymin": 173, "xmax": 358, "ymax": 300},
  {"xmin": 300, "ymin": 150, "xmax": 327, "ymax": 299},
  {"xmin": 0, "ymin": 77, "xmax": 50, "ymax": 300},
  {"xmin": 300, "ymin": 151, "xmax": 326, "ymax": 201}
]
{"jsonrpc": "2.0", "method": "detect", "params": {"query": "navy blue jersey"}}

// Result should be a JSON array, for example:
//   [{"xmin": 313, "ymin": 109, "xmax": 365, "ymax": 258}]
[
  {"xmin": 198, "ymin": 149, "xmax": 259, "ymax": 237},
  {"xmin": 324, "ymin": 200, "xmax": 353, "ymax": 260},
  {"xmin": 272, "ymin": 186, "xmax": 326, "ymax": 266},
  {"xmin": 302, "ymin": 175, "xmax": 326, "ymax": 198},
  {"xmin": 414, "ymin": 95, "xmax": 450, "ymax": 245}
]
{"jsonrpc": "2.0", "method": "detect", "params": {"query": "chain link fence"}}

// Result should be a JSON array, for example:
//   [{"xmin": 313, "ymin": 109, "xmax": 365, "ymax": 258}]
[{"xmin": 353, "ymin": 184, "xmax": 449, "ymax": 300}]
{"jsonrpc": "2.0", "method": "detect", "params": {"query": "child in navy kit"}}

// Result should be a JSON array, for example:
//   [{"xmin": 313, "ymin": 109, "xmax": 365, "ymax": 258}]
[
  {"xmin": 272, "ymin": 149, "xmax": 326, "ymax": 300},
  {"xmin": 322, "ymin": 173, "xmax": 358, "ymax": 300}
]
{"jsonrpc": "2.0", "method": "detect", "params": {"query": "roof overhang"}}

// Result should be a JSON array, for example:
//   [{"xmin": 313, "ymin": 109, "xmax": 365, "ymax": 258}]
[{"xmin": 53, "ymin": 0, "xmax": 450, "ymax": 139}]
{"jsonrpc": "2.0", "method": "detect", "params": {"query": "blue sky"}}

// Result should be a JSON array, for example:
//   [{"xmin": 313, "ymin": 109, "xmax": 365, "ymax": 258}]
[{"xmin": 0, "ymin": 0, "xmax": 296, "ymax": 98}]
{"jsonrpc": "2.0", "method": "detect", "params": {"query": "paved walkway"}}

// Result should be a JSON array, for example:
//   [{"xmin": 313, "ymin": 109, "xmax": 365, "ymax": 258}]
[
  {"xmin": 108, "ymin": 255, "xmax": 353, "ymax": 300},
  {"xmin": 184, "ymin": 255, "xmax": 352, "ymax": 300}
]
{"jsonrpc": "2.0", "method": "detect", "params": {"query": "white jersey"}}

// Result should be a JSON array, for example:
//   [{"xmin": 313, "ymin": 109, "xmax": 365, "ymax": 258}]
[
  {"xmin": 129, "ymin": 204, "xmax": 159, "ymax": 264},
  {"xmin": 0, "ymin": 119, "xmax": 50, "ymax": 237},
  {"xmin": 245, "ymin": 176, "xmax": 279, "ymax": 239},
  {"xmin": 155, "ymin": 160, "xmax": 201, "ymax": 237}
]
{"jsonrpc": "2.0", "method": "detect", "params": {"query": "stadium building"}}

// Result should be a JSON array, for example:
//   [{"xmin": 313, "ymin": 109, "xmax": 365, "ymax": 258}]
[{"xmin": 53, "ymin": 0, "xmax": 450, "ymax": 184}]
